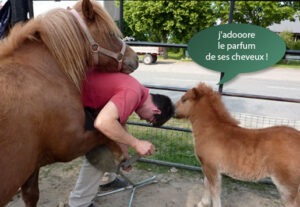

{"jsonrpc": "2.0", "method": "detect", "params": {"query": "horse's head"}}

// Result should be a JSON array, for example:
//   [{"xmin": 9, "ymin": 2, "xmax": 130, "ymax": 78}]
[{"xmin": 72, "ymin": 0, "xmax": 138, "ymax": 74}]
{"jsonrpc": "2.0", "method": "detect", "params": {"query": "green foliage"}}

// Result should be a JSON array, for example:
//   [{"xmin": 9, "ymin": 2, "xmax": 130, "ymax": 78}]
[
  {"xmin": 279, "ymin": 31, "xmax": 300, "ymax": 50},
  {"xmin": 294, "ymin": 40, "xmax": 300, "ymax": 50},
  {"xmin": 167, "ymin": 50, "xmax": 185, "ymax": 60},
  {"xmin": 279, "ymin": 31, "xmax": 295, "ymax": 49},
  {"xmin": 122, "ymin": 1, "xmax": 298, "ymax": 45},
  {"xmin": 215, "ymin": 1, "xmax": 297, "ymax": 27},
  {"xmin": 123, "ymin": 0, "xmax": 217, "ymax": 43},
  {"xmin": 280, "ymin": 1, "xmax": 300, "ymax": 11}
]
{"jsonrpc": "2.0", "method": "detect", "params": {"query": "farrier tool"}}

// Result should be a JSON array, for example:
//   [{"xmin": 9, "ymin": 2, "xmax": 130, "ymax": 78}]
[{"xmin": 96, "ymin": 154, "xmax": 158, "ymax": 207}]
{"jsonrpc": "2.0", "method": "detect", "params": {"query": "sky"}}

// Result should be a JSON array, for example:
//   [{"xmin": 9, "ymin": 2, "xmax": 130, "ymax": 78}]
[
  {"xmin": 0, "ymin": 1, "xmax": 104, "ymax": 16},
  {"xmin": 33, "ymin": 1, "xmax": 105, "ymax": 16},
  {"xmin": 33, "ymin": 1, "xmax": 76, "ymax": 16}
]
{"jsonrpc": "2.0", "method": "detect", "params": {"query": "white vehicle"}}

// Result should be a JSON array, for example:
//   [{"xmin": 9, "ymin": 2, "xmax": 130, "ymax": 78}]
[
  {"xmin": 123, "ymin": 37, "xmax": 162, "ymax": 64},
  {"xmin": 131, "ymin": 46, "xmax": 163, "ymax": 64}
]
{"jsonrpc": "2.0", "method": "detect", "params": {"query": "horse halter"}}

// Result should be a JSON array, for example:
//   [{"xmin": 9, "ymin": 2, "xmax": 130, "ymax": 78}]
[{"xmin": 70, "ymin": 9, "xmax": 126, "ymax": 71}]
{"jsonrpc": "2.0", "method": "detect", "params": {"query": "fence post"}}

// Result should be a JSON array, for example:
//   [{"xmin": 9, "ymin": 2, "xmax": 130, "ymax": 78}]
[
  {"xmin": 218, "ymin": 0, "xmax": 235, "ymax": 93},
  {"xmin": 119, "ymin": 0, "xmax": 124, "ymax": 34}
]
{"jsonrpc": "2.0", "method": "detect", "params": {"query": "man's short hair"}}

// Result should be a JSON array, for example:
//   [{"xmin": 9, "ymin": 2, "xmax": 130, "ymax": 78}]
[{"xmin": 151, "ymin": 93, "xmax": 174, "ymax": 127}]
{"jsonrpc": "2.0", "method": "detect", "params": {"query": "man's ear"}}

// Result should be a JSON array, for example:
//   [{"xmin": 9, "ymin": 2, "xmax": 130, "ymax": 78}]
[
  {"xmin": 153, "ymin": 108, "xmax": 161, "ymax": 115},
  {"xmin": 82, "ymin": 0, "xmax": 95, "ymax": 21}
]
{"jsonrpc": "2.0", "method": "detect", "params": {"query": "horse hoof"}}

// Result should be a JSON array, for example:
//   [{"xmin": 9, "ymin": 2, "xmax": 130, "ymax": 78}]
[{"xmin": 85, "ymin": 146, "xmax": 117, "ymax": 172}]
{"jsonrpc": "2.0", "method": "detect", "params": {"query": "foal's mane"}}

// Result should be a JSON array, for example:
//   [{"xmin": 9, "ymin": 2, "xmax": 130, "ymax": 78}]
[
  {"xmin": 198, "ymin": 83, "xmax": 239, "ymax": 126},
  {"xmin": 0, "ymin": 0, "xmax": 122, "ymax": 91}
]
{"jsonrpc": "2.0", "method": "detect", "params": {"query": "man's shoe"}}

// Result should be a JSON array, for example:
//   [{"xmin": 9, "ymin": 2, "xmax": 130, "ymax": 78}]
[{"xmin": 99, "ymin": 177, "xmax": 129, "ymax": 191}]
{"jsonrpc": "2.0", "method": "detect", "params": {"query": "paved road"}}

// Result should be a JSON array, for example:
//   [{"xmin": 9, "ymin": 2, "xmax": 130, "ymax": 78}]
[{"xmin": 131, "ymin": 60, "xmax": 300, "ymax": 122}]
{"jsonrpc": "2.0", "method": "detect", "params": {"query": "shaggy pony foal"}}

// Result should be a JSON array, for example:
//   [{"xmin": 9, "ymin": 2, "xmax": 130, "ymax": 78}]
[{"xmin": 175, "ymin": 83, "xmax": 300, "ymax": 207}]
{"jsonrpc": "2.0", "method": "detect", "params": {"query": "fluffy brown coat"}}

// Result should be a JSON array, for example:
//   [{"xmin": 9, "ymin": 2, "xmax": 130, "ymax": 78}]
[
  {"xmin": 0, "ymin": 0, "xmax": 138, "ymax": 206},
  {"xmin": 175, "ymin": 83, "xmax": 300, "ymax": 207}
]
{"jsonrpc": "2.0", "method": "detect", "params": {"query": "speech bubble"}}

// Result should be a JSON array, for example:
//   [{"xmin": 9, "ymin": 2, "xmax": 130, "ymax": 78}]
[{"xmin": 188, "ymin": 24, "xmax": 286, "ymax": 84}]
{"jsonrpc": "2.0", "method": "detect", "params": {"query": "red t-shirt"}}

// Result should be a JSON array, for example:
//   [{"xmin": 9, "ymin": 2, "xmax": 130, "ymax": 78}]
[{"xmin": 82, "ymin": 71, "xmax": 149, "ymax": 124}]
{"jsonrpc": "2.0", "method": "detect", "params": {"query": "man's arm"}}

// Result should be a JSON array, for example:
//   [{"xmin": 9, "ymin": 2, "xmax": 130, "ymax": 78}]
[{"xmin": 94, "ymin": 101, "xmax": 155, "ymax": 157}]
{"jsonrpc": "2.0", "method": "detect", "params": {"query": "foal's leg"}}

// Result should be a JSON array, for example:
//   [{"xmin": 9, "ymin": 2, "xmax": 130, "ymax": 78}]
[
  {"xmin": 196, "ymin": 176, "xmax": 211, "ymax": 207},
  {"xmin": 208, "ymin": 174, "xmax": 222, "ymax": 207},
  {"xmin": 272, "ymin": 177, "xmax": 299, "ymax": 207},
  {"xmin": 21, "ymin": 169, "xmax": 40, "ymax": 207},
  {"xmin": 283, "ymin": 187, "xmax": 300, "ymax": 207},
  {"xmin": 296, "ymin": 186, "xmax": 300, "ymax": 207},
  {"xmin": 197, "ymin": 166, "xmax": 222, "ymax": 207}
]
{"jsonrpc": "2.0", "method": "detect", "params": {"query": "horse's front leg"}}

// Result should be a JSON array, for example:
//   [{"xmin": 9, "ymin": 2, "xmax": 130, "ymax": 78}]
[
  {"xmin": 197, "ymin": 166, "xmax": 222, "ymax": 207},
  {"xmin": 209, "ymin": 173, "xmax": 222, "ymax": 207},
  {"xmin": 21, "ymin": 169, "xmax": 40, "ymax": 207},
  {"xmin": 196, "ymin": 176, "xmax": 211, "ymax": 207}
]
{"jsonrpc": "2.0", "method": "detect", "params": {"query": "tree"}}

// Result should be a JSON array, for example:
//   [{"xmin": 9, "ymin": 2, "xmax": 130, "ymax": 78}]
[
  {"xmin": 122, "ymin": 1, "xmax": 298, "ymax": 58},
  {"xmin": 279, "ymin": 31, "xmax": 300, "ymax": 50},
  {"xmin": 123, "ymin": 1, "xmax": 217, "ymax": 45},
  {"xmin": 280, "ymin": 1, "xmax": 300, "ymax": 11},
  {"xmin": 215, "ymin": 1, "xmax": 298, "ymax": 27}
]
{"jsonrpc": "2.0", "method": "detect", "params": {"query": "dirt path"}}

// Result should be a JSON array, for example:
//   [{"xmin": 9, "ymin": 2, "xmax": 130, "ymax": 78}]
[{"xmin": 7, "ymin": 157, "xmax": 283, "ymax": 207}]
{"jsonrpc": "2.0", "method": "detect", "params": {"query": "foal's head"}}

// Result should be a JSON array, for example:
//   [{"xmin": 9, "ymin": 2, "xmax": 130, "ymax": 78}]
[
  {"xmin": 175, "ymin": 83, "xmax": 239, "ymax": 125},
  {"xmin": 175, "ymin": 84, "xmax": 204, "ymax": 119}
]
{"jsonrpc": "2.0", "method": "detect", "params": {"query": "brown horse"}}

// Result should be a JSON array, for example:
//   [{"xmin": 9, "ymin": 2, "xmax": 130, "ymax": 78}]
[
  {"xmin": 0, "ymin": 0, "xmax": 138, "ymax": 206},
  {"xmin": 175, "ymin": 83, "xmax": 300, "ymax": 207}
]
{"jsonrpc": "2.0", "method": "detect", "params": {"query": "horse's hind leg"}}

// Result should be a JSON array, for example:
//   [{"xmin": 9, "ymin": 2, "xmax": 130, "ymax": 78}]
[
  {"xmin": 272, "ymin": 177, "xmax": 299, "ymax": 207},
  {"xmin": 21, "ymin": 169, "xmax": 40, "ymax": 207}
]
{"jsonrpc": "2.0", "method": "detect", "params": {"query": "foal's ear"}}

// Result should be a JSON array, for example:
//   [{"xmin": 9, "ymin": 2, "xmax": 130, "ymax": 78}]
[
  {"xmin": 192, "ymin": 88, "xmax": 201, "ymax": 100},
  {"xmin": 182, "ymin": 88, "xmax": 200, "ymax": 102},
  {"xmin": 82, "ymin": 0, "xmax": 95, "ymax": 21}
]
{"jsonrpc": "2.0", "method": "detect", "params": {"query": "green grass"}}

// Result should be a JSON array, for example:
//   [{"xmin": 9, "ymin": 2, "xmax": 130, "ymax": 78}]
[
  {"xmin": 127, "ymin": 115, "xmax": 199, "ymax": 167},
  {"xmin": 167, "ymin": 51, "xmax": 185, "ymax": 60},
  {"xmin": 274, "ymin": 60, "xmax": 300, "ymax": 69}
]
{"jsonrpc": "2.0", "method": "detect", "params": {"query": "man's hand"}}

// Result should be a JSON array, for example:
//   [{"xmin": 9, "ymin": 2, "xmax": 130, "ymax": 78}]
[
  {"xmin": 133, "ymin": 140, "xmax": 155, "ymax": 157},
  {"xmin": 95, "ymin": 102, "xmax": 155, "ymax": 157}
]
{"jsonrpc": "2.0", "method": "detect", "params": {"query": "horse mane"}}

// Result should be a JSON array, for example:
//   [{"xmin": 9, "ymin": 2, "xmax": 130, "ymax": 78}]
[
  {"xmin": 0, "ymin": 0, "xmax": 122, "ymax": 91},
  {"xmin": 0, "ymin": 8, "xmax": 91, "ymax": 91},
  {"xmin": 198, "ymin": 83, "xmax": 239, "ymax": 126}
]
